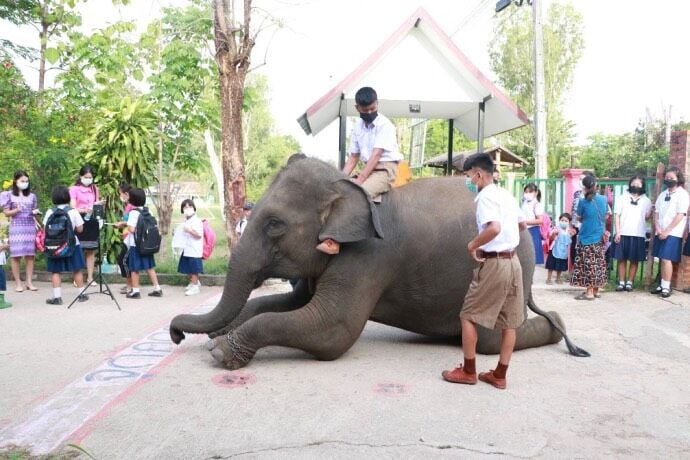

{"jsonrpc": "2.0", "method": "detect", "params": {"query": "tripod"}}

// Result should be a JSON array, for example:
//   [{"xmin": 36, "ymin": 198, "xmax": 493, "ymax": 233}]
[{"xmin": 68, "ymin": 217, "xmax": 121, "ymax": 310}]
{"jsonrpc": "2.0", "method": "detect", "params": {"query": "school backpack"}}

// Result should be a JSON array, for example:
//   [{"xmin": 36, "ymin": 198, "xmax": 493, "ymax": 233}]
[
  {"xmin": 539, "ymin": 212, "xmax": 553, "ymax": 242},
  {"xmin": 135, "ymin": 207, "xmax": 161, "ymax": 255},
  {"xmin": 201, "ymin": 219, "xmax": 217, "ymax": 260},
  {"xmin": 44, "ymin": 207, "xmax": 76, "ymax": 259}
]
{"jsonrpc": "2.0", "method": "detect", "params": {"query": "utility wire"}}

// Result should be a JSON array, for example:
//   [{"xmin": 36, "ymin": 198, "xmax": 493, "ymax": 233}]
[{"xmin": 450, "ymin": 0, "xmax": 494, "ymax": 37}]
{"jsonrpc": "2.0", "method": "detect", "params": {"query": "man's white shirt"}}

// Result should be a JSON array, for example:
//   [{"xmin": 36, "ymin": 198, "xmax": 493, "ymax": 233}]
[
  {"xmin": 474, "ymin": 183, "xmax": 522, "ymax": 252},
  {"xmin": 349, "ymin": 113, "xmax": 403, "ymax": 164}
]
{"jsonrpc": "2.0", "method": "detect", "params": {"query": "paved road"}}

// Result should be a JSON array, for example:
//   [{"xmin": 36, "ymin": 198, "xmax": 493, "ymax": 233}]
[{"xmin": 1, "ymin": 268, "xmax": 689, "ymax": 458}]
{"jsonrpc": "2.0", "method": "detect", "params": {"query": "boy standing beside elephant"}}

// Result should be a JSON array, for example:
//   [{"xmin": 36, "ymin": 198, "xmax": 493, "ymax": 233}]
[
  {"xmin": 316, "ymin": 86, "xmax": 403, "ymax": 255},
  {"xmin": 442, "ymin": 153, "xmax": 525, "ymax": 390}
]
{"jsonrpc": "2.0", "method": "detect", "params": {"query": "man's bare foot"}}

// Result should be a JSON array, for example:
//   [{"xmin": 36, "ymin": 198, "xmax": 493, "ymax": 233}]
[{"xmin": 316, "ymin": 238, "xmax": 340, "ymax": 255}]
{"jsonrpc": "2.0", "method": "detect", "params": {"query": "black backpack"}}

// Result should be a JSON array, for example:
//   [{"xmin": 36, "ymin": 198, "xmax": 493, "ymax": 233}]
[
  {"xmin": 135, "ymin": 207, "xmax": 161, "ymax": 255},
  {"xmin": 44, "ymin": 207, "xmax": 77, "ymax": 259}
]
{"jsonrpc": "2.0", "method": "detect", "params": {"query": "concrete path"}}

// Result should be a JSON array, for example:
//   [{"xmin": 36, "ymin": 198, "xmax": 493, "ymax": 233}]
[{"xmin": 1, "ymin": 267, "xmax": 689, "ymax": 458}]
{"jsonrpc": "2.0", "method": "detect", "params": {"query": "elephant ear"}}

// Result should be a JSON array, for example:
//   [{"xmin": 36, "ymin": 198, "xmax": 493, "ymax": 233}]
[{"xmin": 319, "ymin": 179, "xmax": 384, "ymax": 243}]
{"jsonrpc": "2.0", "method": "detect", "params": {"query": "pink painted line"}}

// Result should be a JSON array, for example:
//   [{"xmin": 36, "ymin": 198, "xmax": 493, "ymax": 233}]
[
  {"xmin": 67, "ymin": 348, "xmax": 187, "ymax": 446},
  {"xmin": 0, "ymin": 293, "xmax": 220, "ymax": 433},
  {"xmin": 0, "ymin": 293, "xmax": 221, "ymax": 455}
]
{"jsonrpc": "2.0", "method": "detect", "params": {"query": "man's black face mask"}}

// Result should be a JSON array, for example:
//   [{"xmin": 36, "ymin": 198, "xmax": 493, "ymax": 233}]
[{"xmin": 360, "ymin": 111, "xmax": 378, "ymax": 124}]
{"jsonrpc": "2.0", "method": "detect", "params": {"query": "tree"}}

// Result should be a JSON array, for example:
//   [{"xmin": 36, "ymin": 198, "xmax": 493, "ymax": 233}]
[
  {"xmin": 0, "ymin": 0, "xmax": 84, "ymax": 103},
  {"xmin": 489, "ymin": 1, "xmax": 584, "ymax": 176},
  {"xmin": 141, "ymin": 3, "xmax": 215, "ymax": 234},
  {"xmin": 82, "ymin": 97, "xmax": 157, "ymax": 261},
  {"xmin": 212, "ymin": 0, "xmax": 258, "ymax": 250},
  {"xmin": 0, "ymin": 52, "xmax": 78, "ymax": 205}
]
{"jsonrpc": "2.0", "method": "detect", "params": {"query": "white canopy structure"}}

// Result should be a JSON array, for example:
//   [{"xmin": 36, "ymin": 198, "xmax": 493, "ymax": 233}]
[{"xmin": 297, "ymin": 7, "xmax": 529, "ymax": 171}]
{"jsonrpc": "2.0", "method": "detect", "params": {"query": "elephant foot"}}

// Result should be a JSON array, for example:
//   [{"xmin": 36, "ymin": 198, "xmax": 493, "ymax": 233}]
[{"xmin": 205, "ymin": 332, "xmax": 255, "ymax": 370}]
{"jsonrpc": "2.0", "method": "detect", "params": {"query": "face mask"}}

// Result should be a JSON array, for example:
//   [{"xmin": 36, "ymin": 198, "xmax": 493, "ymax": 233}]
[
  {"xmin": 183, "ymin": 208, "xmax": 195, "ymax": 217},
  {"xmin": 559, "ymin": 221, "xmax": 568, "ymax": 230},
  {"xmin": 664, "ymin": 179, "xmax": 677, "ymax": 189},
  {"xmin": 523, "ymin": 193, "xmax": 534, "ymax": 201},
  {"xmin": 81, "ymin": 177, "xmax": 93, "ymax": 186},
  {"xmin": 17, "ymin": 181, "xmax": 29, "ymax": 190},
  {"xmin": 629, "ymin": 185, "xmax": 644, "ymax": 195},
  {"xmin": 359, "ymin": 111, "xmax": 378, "ymax": 124}
]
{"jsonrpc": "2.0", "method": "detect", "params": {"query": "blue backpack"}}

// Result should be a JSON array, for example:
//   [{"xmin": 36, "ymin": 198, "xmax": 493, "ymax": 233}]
[{"xmin": 44, "ymin": 207, "xmax": 76, "ymax": 259}]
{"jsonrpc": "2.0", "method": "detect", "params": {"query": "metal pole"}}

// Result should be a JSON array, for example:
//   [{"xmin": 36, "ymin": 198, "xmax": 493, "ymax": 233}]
[
  {"xmin": 533, "ymin": 0, "xmax": 548, "ymax": 179},
  {"xmin": 338, "ymin": 114, "xmax": 347, "ymax": 170},
  {"xmin": 477, "ymin": 101, "xmax": 486, "ymax": 153},
  {"xmin": 447, "ymin": 119, "xmax": 454, "ymax": 175}
]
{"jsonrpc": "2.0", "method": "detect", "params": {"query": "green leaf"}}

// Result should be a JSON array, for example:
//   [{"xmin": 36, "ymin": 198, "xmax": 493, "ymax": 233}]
[{"xmin": 44, "ymin": 47, "xmax": 60, "ymax": 64}]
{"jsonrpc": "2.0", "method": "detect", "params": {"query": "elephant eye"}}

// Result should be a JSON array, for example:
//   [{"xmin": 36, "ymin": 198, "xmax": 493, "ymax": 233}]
[{"xmin": 265, "ymin": 217, "xmax": 286, "ymax": 238}]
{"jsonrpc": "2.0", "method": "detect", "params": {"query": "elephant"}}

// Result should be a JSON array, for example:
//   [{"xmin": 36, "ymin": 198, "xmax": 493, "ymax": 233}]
[{"xmin": 170, "ymin": 155, "xmax": 587, "ymax": 369}]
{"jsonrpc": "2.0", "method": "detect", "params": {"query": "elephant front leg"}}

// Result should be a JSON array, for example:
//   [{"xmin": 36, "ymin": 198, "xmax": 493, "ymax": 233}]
[
  {"xmin": 205, "ymin": 293, "xmax": 375, "ymax": 369},
  {"xmin": 208, "ymin": 283, "xmax": 313, "ymax": 339}
]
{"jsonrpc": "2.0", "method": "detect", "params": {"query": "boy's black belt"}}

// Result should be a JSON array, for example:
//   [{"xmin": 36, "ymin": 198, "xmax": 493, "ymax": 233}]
[{"xmin": 480, "ymin": 250, "xmax": 516, "ymax": 259}]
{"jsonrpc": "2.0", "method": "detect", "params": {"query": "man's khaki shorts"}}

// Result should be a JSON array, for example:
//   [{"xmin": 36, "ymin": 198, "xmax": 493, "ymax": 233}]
[
  {"xmin": 361, "ymin": 161, "xmax": 398, "ymax": 202},
  {"xmin": 460, "ymin": 256, "xmax": 525, "ymax": 330}
]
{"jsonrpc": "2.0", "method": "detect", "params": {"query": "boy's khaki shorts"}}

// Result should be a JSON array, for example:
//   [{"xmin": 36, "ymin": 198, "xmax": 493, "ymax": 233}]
[{"xmin": 460, "ymin": 256, "xmax": 525, "ymax": 330}]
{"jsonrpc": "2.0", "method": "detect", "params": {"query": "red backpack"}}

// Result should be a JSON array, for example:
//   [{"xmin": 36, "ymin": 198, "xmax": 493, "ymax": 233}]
[{"xmin": 201, "ymin": 219, "xmax": 217, "ymax": 260}]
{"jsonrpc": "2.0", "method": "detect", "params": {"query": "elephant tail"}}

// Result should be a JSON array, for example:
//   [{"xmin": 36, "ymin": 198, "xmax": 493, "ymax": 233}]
[{"xmin": 527, "ymin": 292, "xmax": 591, "ymax": 358}]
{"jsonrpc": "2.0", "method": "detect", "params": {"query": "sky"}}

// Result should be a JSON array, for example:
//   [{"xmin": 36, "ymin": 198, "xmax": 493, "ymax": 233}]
[{"xmin": 4, "ymin": 0, "xmax": 690, "ymax": 163}]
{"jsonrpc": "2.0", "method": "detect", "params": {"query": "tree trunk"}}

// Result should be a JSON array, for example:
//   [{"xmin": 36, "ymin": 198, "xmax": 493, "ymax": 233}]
[
  {"xmin": 214, "ymin": 0, "xmax": 254, "ymax": 255},
  {"xmin": 38, "ymin": 5, "xmax": 48, "ymax": 106},
  {"xmin": 218, "ymin": 70, "xmax": 246, "ymax": 252}
]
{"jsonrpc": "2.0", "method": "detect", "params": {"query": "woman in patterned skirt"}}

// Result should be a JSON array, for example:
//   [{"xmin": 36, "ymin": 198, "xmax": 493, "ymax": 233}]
[
  {"xmin": 69, "ymin": 165, "xmax": 105, "ymax": 285},
  {"xmin": 1, "ymin": 170, "xmax": 40, "ymax": 292},
  {"xmin": 571, "ymin": 174, "xmax": 610, "ymax": 300}
]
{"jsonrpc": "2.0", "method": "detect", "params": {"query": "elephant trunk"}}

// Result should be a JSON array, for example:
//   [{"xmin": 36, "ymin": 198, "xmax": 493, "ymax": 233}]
[{"xmin": 170, "ymin": 251, "xmax": 259, "ymax": 345}]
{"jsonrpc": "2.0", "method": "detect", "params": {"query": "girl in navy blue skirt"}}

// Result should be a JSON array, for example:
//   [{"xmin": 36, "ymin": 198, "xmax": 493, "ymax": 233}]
[
  {"xmin": 44, "ymin": 186, "xmax": 87, "ymax": 305},
  {"xmin": 124, "ymin": 188, "xmax": 162, "ymax": 299},
  {"xmin": 173, "ymin": 199, "xmax": 203, "ymax": 296}
]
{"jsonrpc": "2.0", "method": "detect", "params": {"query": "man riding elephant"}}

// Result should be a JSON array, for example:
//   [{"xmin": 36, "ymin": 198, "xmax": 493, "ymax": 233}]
[
  {"xmin": 170, "ymin": 154, "xmax": 585, "ymax": 370},
  {"xmin": 317, "ymin": 86, "xmax": 403, "ymax": 255}
]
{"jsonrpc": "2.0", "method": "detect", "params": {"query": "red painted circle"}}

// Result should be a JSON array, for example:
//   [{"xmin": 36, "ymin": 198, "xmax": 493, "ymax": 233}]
[{"xmin": 212, "ymin": 372, "xmax": 257, "ymax": 388}]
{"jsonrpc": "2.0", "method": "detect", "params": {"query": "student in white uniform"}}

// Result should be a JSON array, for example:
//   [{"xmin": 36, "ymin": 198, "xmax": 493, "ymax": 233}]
[
  {"xmin": 651, "ymin": 166, "xmax": 690, "ymax": 298},
  {"xmin": 612, "ymin": 175, "xmax": 652, "ymax": 292}
]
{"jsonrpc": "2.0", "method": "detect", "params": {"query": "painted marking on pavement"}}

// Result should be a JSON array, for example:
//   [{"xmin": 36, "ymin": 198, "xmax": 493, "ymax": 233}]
[
  {"xmin": 373, "ymin": 382, "xmax": 409, "ymax": 396},
  {"xmin": 212, "ymin": 372, "xmax": 257, "ymax": 388},
  {"xmin": 0, "ymin": 294, "xmax": 220, "ymax": 455}
]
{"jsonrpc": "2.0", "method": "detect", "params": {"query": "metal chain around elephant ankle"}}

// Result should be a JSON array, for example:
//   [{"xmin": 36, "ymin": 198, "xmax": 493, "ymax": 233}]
[{"xmin": 225, "ymin": 332, "xmax": 254, "ymax": 364}]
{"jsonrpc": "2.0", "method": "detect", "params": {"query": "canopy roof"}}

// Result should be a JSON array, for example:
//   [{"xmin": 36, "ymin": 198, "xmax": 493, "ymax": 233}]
[
  {"xmin": 297, "ymin": 7, "xmax": 529, "ymax": 140},
  {"xmin": 424, "ymin": 144, "xmax": 528, "ymax": 172}
]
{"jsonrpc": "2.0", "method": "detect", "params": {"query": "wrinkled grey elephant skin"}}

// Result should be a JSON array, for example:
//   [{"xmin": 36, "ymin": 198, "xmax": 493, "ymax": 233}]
[{"xmin": 170, "ymin": 156, "xmax": 565, "ymax": 369}]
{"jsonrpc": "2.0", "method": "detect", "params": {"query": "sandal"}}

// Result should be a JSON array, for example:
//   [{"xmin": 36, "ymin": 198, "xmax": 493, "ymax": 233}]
[{"xmin": 574, "ymin": 292, "xmax": 595, "ymax": 301}]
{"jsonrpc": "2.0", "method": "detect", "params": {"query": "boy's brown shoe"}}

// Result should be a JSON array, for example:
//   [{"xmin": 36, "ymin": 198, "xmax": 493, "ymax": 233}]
[
  {"xmin": 442, "ymin": 366, "xmax": 477, "ymax": 384},
  {"xmin": 478, "ymin": 370, "xmax": 507, "ymax": 390}
]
